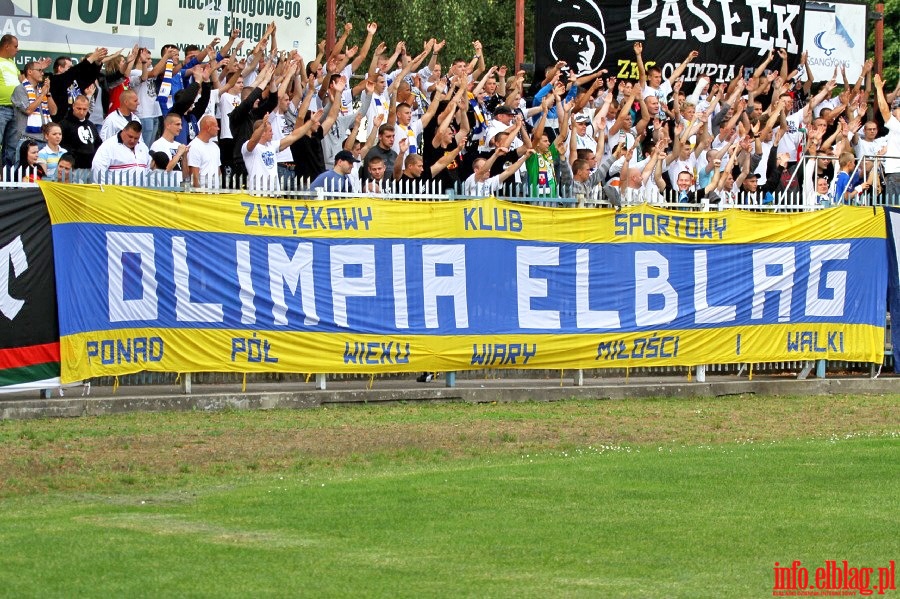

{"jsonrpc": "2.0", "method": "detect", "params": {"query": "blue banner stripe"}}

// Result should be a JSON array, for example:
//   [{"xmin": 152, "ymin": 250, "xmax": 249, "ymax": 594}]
[{"xmin": 53, "ymin": 223, "xmax": 888, "ymax": 337}]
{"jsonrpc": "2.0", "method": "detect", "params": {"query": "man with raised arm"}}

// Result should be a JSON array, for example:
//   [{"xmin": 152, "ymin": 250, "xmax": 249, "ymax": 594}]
[
  {"xmin": 463, "ymin": 146, "xmax": 534, "ymax": 196},
  {"xmin": 49, "ymin": 47, "xmax": 106, "ymax": 122},
  {"xmin": 229, "ymin": 61, "xmax": 278, "ymax": 180},
  {"xmin": 874, "ymin": 74, "xmax": 900, "ymax": 202},
  {"xmin": 242, "ymin": 111, "xmax": 318, "ymax": 190},
  {"xmin": 635, "ymin": 42, "xmax": 698, "ymax": 107},
  {"xmin": 326, "ymin": 21, "xmax": 377, "ymax": 116}
]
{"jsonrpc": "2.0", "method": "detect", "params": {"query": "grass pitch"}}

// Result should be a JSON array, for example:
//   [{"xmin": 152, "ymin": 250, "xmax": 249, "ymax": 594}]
[{"xmin": 0, "ymin": 394, "xmax": 897, "ymax": 597}]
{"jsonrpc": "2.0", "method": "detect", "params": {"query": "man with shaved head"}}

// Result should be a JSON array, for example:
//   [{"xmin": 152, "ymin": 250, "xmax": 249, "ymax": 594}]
[
  {"xmin": 100, "ymin": 89, "xmax": 140, "ymax": 142},
  {"xmin": 187, "ymin": 114, "xmax": 220, "ymax": 187}
]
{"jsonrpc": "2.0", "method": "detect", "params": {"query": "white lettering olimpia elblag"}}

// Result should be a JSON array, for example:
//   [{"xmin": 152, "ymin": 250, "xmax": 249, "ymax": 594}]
[
  {"xmin": 515, "ymin": 244, "xmax": 847, "ymax": 329},
  {"xmin": 105, "ymin": 234, "xmax": 473, "ymax": 330},
  {"xmin": 104, "ymin": 233, "xmax": 849, "ymax": 331}
]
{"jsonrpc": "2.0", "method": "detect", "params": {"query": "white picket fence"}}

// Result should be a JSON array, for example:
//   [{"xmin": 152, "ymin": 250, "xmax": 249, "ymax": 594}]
[{"xmin": 0, "ymin": 165, "xmax": 861, "ymax": 212}]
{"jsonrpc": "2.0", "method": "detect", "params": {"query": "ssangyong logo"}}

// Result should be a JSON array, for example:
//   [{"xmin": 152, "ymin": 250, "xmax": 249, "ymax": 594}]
[{"xmin": 813, "ymin": 14, "xmax": 855, "ymax": 57}]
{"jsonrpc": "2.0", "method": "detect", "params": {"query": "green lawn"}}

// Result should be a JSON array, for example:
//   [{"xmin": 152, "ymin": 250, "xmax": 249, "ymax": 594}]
[{"xmin": 0, "ymin": 396, "xmax": 897, "ymax": 597}]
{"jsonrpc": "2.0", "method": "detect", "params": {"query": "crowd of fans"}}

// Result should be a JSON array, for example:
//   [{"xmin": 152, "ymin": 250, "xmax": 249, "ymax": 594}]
[{"xmin": 1, "ymin": 23, "xmax": 899, "ymax": 208}]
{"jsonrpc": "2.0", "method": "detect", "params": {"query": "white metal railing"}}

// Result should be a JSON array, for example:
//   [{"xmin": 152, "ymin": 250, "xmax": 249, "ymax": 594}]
[{"xmin": 5, "ymin": 164, "xmax": 899, "ymax": 211}]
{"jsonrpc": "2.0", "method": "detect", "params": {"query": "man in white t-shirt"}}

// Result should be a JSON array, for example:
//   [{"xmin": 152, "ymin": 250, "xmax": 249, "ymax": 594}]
[
  {"xmin": 242, "ymin": 112, "xmax": 317, "ymax": 190},
  {"xmin": 855, "ymin": 120, "xmax": 888, "ymax": 159},
  {"xmin": 665, "ymin": 139, "xmax": 698, "ymax": 188},
  {"xmin": 217, "ymin": 75, "xmax": 243, "ymax": 177},
  {"xmin": 149, "ymin": 113, "xmax": 188, "ymax": 180},
  {"xmin": 268, "ymin": 92, "xmax": 296, "ymax": 182},
  {"xmin": 130, "ymin": 47, "xmax": 170, "ymax": 146},
  {"xmin": 187, "ymin": 114, "xmax": 220, "ymax": 188},
  {"xmin": 364, "ymin": 73, "xmax": 391, "ymax": 136},
  {"xmin": 463, "ymin": 147, "xmax": 533, "ymax": 196},
  {"xmin": 874, "ymin": 74, "xmax": 900, "ymax": 202},
  {"xmin": 392, "ymin": 99, "xmax": 441, "ymax": 156},
  {"xmin": 776, "ymin": 79, "xmax": 835, "ymax": 162},
  {"xmin": 572, "ymin": 114, "xmax": 595, "ymax": 149},
  {"xmin": 484, "ymin": 106, "xmax": 518, "ymax": 151},
  {"xmin": 100, "ymin": 89, "xmax": 140, "ymax": 141},
  {"xmin": 636, "ymin": 42, "xmax": 698, "ymax": 107}
]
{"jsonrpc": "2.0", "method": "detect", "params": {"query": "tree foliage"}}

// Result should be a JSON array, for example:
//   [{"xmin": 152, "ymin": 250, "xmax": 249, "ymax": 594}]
[
  {"xmin": 872, "ymin": 0, "xmax": 899, "ymax": 86},
  {"xmin": 317, "ymin": 0, "xmax": 535, "ymax": 73}
]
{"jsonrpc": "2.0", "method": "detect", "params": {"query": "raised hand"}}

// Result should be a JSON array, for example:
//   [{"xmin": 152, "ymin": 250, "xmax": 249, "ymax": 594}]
[
  {"xmin": 777, "ymin": 152, "xmax": 789, "ymax": 167},
  {"xmin": 863, "ymin": 58, "xmax": 873, "ymax": 75}
]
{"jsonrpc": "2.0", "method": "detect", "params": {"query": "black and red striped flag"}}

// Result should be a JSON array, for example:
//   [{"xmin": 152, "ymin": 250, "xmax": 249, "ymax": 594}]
[{"xmin": 0, "ymin": 188, "xmax": 60, "ymax": 392}]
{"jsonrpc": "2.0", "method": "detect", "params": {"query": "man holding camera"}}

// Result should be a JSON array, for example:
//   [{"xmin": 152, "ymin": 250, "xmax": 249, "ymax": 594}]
[{"xmin": 11, "ymin": 58, "xmax": 56, "ymax": 153}]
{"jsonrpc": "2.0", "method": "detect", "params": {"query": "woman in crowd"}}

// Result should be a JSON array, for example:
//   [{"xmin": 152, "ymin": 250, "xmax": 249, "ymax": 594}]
[{"xmin": 16, "ymin": 139, "xmax": 46, "ymax": 182}]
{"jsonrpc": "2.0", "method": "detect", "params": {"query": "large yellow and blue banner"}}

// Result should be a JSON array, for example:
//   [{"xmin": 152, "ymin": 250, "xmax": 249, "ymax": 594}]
[{"xmin": 41, "ymin": 183, "xmax": 887, "ymax": 383}]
